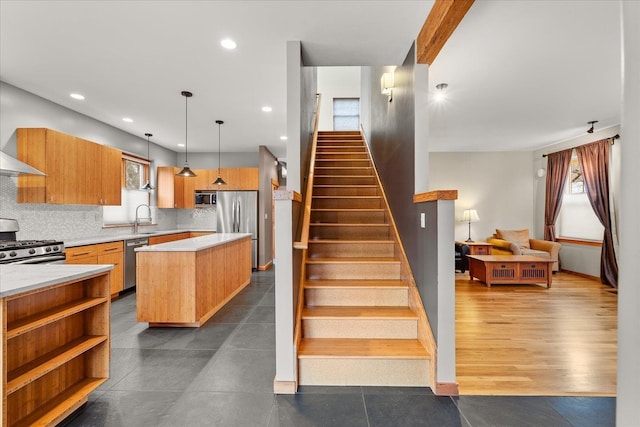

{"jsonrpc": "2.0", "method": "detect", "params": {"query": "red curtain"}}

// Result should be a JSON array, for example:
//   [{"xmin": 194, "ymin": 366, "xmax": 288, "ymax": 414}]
[
  {"xmin": 576, "ymin": 140, "xmax": 618, "ymax": 287},
  {"xmin": 544, "ymin": 149, "xmax": 572, "ymax": 242}
]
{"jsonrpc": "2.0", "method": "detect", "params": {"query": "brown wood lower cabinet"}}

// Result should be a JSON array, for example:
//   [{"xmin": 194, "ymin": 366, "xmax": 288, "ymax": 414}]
[
  {"xmin": 1, "ymin": 270, "xmax": 110, "ymax": 426},
  {"xmin": 66, "ymin": 241, "xmax": 124, "ymax": 296},
  {"xmin": 136, "ymin": 235, "xmax": 251, "ymax": 327}
]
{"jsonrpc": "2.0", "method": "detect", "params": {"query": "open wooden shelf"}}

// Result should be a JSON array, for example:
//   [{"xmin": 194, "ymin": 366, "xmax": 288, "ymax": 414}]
[
  {"xmin": 7, "ymin": 297, "xmax": 107, "ymax": 339},
  {"xmin": 2, "ymin": 271, "xmax": 110, "ymax": 426},
  {"xmin": 12, "ymin": 378, "xmax": 107, "ymax": 427},
  {"xmin": 7, "ymin": 335, "xmax": 107, "ymax": 394}
]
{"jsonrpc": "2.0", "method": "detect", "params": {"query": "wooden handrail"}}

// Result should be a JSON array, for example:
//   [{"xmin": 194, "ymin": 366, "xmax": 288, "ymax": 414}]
[{"xmin": 293, "ymin": 93, "xmax": 321, "ymax": 249}]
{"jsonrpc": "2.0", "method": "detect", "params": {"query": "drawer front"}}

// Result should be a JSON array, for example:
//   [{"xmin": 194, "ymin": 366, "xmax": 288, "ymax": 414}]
[
  {"xmin": 488, "ymin": 262, "xmax": 518, "ymax": 280},
  {"xmin": 474, "ymin": 245, "xmax": 490, "ymax": 255},
  {"xmin": 66, "ymin": 245, "xmax": 99, "ymax": 260},
  {"xmin": 520, "ymin": 262, "xmax": 549, "ymax": 280},
  {"xmin": 96, "ymin": 241, "xmax": 124, "ymax": 255}
]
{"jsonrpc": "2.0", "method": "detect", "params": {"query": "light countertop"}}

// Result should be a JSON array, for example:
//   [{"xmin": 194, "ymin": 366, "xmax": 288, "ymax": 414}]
[
  {"xmin": 0, "ymin": 264, "xmax": 114, "ymax": 298},
  {"xmin": 135, "ymin": 233, "xmax": 252, "ymax": 252},
  {"xmin": 65, "ymin": 229, "xmax": 216, "ymax": 247}
]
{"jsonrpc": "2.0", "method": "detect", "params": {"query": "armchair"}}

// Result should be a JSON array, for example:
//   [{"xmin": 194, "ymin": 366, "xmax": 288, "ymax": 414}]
[{"xmin": 487, "ymin": 229, "xmax": 562, "ymax": 272}]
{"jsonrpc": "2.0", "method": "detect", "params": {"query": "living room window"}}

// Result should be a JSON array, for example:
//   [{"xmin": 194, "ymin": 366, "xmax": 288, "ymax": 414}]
[
  {"xmin": 557, "ymin": 150, "xmax": 603, "ymax": 241},
  {"xmin": 333, "ymin": 98, "xmax": 360, "ymax": 131},
  {"xmin": 569, "ymin": 152, "xmax": 585, "ymax": 194}
]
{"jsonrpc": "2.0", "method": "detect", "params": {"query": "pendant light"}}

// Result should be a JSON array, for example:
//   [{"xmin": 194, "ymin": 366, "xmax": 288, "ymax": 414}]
[
  {"xmin": 212, "ymin": 119, "xmax": 227, "ymax": 185},
  {"xmin": 176, "ymin": 91, "xmax": 197, "ymax": 177},
  {"xmin": 140, "ymin": 133, "xmax": 154, "ymax": 190}
]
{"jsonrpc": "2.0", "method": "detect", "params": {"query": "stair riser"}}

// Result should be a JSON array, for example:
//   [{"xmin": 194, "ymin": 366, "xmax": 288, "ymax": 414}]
[
  {"xmin": 306, "ymin": 263, "xmax": 400, "ymax": 280},
  {"xmin": 298, "ymin": 358, "xmax": 429, "ymax": 386},
  {"xmin": 311, "ymin": 210, "xmax": 386, "ymax": 224},
  {"xmin": 315, "ymin": 160, "xmax": 371, "ymax": 168},
  {"xmin": 315, "ymin": 167, "xmax": 374, "ymax": 176},
  {"xmin": 315, "ymin": 153, "xmax": 369, "ymax": 160},
  {"xmin": 312, "ymin": 187, "xmax": 378, "ymax": 196},
  {"xmin": 305, "ymin": 288, "xmax": 409, "ymax": 307},
  {"xmin": 316, "ymin": 147, "xmax": 367, "ymax": 153},
  {"xmin": 314, "ymin": 176, "xmax": 377, "ymax": 186},
  {"xmin": 308, "ymin": 242, "xmax": 394, "ymax": 258},
  {"xmin": 312, "ymin": 198, "xmax": 382, "ymax": 209},
  {"xmin": 309, "ymin": 226, "xmax": 390, "ymax": 240},
  {"xmin": 318, "ymin": 136, "xmax": 362, "ymax": 141},
  {"xmin": 302, "ymin": 319, "xmax": 417, "ymax": 339}
]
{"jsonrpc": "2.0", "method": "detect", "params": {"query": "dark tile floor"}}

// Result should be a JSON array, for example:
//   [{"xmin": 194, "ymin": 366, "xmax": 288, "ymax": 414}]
[{"xmin": 65, "ymin": 269, "xmax": 615, "ymax": 427}]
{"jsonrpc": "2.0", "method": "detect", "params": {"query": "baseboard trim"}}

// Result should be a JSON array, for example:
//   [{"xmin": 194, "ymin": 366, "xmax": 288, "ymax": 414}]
[
  {"xmin": 259, "ymin": 260, "xmax": 273, "ymax": 271},
  {"xmin": 273, "ymin": 378, "xmax": 297, "ymax": 394},
  {"xmin": 561, "ymin": 269, "xmax": 601, "ymax": 283},
  {"xmin": 434, "ymin": 382, "xmax": 459, "ymax": 396}
]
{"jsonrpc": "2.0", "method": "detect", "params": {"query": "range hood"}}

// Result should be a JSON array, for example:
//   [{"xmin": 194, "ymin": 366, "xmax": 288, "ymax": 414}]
[{"xmin": 0, "ymin": 151, "xmax": 46, "ymax": 176}]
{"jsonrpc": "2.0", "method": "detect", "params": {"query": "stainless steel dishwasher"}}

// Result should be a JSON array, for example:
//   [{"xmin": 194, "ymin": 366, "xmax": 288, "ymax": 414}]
[{"xmin": 124, "ymin": 238, "xmax": 148, "ymax": 290}]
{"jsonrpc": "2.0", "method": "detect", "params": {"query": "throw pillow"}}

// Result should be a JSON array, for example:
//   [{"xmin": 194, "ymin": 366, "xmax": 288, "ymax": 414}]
[{"xmin": 496, "ymin": 229, "xmax": 530, "ymax": 249}]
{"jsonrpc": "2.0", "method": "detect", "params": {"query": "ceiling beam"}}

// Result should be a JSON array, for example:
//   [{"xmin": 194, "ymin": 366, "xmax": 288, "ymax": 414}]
[{"xmin": 417, "ymin": 0, "xmax": 475, "ymax": 65}]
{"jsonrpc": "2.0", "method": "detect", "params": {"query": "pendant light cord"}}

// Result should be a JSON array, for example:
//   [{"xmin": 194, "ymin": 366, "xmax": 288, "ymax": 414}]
[
  {"xmin": 218, "ymin": 122, "xmax": 221, "ymax": 173},
  {"xmin": 184, "ymin": 94, "xmax": 188, "ymax": 163}
]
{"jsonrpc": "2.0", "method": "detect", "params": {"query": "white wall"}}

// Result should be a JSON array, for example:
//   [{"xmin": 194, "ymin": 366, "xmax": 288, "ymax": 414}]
[
  {"xmin": 429, "ymin": 151, "xmax": 535, "ymax": 242},
  {"xmin": 317, "ymin": 67, "xmax": 361, "ymax": 131},
  {"xmin": 0, "ymin": 81, "xmax": 181, "ymax": 240},
  {"xmin": 176, "ymin": 152, "xmax": 259, "ymax": 169},
  {"xmin": 618, "ymin": 0, "xmax": 640, "ymax": 423}
]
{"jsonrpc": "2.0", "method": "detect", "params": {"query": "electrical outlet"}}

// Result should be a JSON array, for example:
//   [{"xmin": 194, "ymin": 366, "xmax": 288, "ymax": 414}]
[{"xmin": 420, "ymin": 212, "xmax": 426, "ymax": 228}]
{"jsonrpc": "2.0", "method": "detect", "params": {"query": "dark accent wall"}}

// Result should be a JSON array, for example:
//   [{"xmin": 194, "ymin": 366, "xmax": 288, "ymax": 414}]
[{"xmin": 369, "ymin": 43, "xmax": 419, "ymax": 271}]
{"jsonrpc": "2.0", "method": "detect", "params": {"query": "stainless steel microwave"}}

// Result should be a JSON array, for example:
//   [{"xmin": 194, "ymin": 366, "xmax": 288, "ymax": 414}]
[{"xmin": 195, "ymin": 191, "xmax": 216, "ymax": 207}]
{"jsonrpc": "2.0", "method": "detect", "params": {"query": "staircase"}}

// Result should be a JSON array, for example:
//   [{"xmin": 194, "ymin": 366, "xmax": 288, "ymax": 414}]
[{"xmin": 297, "ymin": 130, "xmax": 431, "ymax": 387}]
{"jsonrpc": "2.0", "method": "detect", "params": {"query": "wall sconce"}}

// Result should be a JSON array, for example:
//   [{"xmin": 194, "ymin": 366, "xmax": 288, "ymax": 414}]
[{"xmin": 381, "ymin": 72, "xmax": 394, "ymax": 102}]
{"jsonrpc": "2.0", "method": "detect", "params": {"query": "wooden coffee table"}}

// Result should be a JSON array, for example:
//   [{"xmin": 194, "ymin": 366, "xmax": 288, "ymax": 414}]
[{"xmin": 467, "ymin": 255, "xmax": 554, "ymax": 288}]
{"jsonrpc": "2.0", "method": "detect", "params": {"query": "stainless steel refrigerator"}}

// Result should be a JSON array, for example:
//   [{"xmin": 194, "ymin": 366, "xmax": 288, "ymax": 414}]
[{"xmin": 216, "ymin": 190, "xmax": 258, "ymax": 269}]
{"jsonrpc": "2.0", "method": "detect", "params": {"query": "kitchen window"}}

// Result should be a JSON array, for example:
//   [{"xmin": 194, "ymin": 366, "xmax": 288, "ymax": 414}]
[
  {"xmin": 103, "ymin": 153, "xmax": 152, "ymax": 226},
  {"xmin": 123, "ymin": 155, "xmax": 150, "ymax": 190}
]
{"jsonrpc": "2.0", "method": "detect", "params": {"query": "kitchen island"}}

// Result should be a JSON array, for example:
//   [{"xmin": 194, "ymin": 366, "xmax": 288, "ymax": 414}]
[
  {"xmin": 0, "ymin": 264, "xmax": 112, "ymax": 426},
  {"xmin": 135, "ymin": 233, "xmax": 252, "ymax": 327}
]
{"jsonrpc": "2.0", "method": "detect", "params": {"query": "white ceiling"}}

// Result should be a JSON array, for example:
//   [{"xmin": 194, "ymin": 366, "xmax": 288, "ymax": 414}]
[{"xmin": 0, "ymin": 1, "xmax": 622, "ymax": 158}]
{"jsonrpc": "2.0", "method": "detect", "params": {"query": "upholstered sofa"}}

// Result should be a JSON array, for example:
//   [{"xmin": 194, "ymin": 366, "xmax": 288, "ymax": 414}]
[
  {"xmin": 487, "ymin": 229, "xmax": 562, "ymax": 272},
  {"xmin": 455, "ymin": 242, "xmax": 470, "ymax": 273}
]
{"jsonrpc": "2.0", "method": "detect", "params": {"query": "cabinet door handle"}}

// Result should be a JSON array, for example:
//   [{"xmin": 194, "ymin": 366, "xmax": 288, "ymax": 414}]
[
  {"xmin": 103, "ymin": 247, "xmax": 119, "ymax": 252},
  {"xmin": 71, "ymin": 251, "xmax": 92, "ymax": 256}
]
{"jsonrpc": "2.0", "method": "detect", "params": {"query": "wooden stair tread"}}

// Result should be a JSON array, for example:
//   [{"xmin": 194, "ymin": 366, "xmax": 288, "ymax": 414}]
[
  {"xmin": 313, "ymin": 195, "xmax": 381, "ymax": 199},
  {"xmin": 302, "ymin": 306, "xmax": 417, "ymax": 319},
  {"xmin": 313, "ymin": 185, "xmax": 377, "ymax": 188},
  {"xmin": 305, "ymin": 279, "xmax": 408, "ymax": 289},
  {"xmin": 299, "ymin": 338, "xmax": 429, "ymax": 359},
  {"xmin": 310, "ymin": 223, "xmax": 389, "ymax": 227},
  {"xmin": 311, "ymin": 209, "xmax": 385, "ymax": 212},
  {"xmin": 308, "ymin": 239, "xmax": 394, "ymax": 244},
  {"xmin": 306, "ymin": 257, "xmax": 400, "ymax": 264}
]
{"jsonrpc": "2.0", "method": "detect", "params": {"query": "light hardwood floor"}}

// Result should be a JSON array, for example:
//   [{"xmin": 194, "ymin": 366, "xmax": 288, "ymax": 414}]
[{"xmin": 456, "ymin": 271, "xmax": 617, "ymax": 396}]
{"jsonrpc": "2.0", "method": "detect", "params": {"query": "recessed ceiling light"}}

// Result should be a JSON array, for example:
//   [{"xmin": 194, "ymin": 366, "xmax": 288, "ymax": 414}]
[
  {"xmin": 177, "ymin": 143, "xmax": 185, "ymax": 147},
  {"xmin": 262, "ymin": 106, "xmax": 273, "ymax": 112},
  {"xmin": 70, "ymin": 93, "xmax": 85, "ymax": 100},
  {"xmin": 221, "ymin": 38, "xmax": 237, "ymax": 50},
  {"xmin": 122, "ymin": 117, "xmax": 133, "ymax": 123},
  {"xmin": 280, "ymin": 136, "xmax": 288, "ymax": 140}
]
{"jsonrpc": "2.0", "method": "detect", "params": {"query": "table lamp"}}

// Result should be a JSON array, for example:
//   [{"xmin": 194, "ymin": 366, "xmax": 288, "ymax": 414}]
[{"xmin": 462, "ymin": 209, "xmax": 480, "ymax": 242}]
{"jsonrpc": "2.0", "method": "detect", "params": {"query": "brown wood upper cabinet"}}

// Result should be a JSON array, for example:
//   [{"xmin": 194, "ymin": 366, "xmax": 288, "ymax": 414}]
[
  {"xmin": 157, "ymin": 166, "xmax": 258, "ymax": 208},
  {"xmin": 17, "ymin": 128, "xmax": 122, "ymax": 205}
]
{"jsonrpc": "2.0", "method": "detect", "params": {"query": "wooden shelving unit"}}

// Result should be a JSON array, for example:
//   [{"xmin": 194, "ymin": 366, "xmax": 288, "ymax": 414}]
[{"xmin": 2, "ymin": 272, "xmax": 110, "ymax": 426}]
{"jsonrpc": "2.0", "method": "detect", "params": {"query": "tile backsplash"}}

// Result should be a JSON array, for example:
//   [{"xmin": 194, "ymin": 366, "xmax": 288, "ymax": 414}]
[{"xmin": 0, "ymin": 176, "xmax": 215, "ymax": 241}]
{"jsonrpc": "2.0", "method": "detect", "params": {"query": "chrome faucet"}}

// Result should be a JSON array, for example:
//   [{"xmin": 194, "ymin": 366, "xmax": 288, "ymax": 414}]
[{"xmin": 134, "ymin": 204, "xmax": 152, "ymax": 234}]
